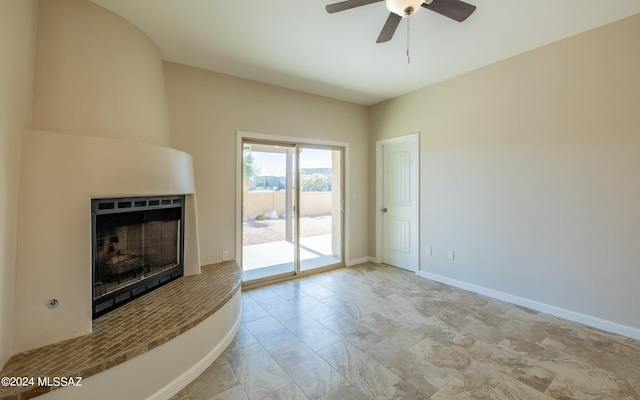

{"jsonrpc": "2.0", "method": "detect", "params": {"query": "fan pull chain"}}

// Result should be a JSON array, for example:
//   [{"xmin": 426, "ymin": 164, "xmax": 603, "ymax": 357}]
[{"xmin": 407, "ymin": 16, "xmax": 411, "ymax": 64}]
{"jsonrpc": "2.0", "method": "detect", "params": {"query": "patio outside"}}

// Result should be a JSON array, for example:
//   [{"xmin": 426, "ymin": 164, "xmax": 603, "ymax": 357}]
[
  {"xmin": 242, "ymin": 210, "xmax": 340, "ymax": 281},
  {"xmin": 242, "ymin": 146, "xmax": 341, "ymax": 281},
  {"xmin": 243, "ymin": 214, "xmax": 331, "ymax": 246}
]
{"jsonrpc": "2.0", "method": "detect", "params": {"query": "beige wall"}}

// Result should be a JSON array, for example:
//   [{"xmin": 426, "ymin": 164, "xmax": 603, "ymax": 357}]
[
  {"xmin": 164, "ymin": 63, "xmax": 370, "ymax": 264},
  {"xmin": 32, "ymin": 0, "xmax": 171, "ymax": 146},
  {"xmin": 370, "ymin": 14, "xmax": 640, "ymax": 332},
  {"xmin": 0, "ymin": 0, "xmax": 37, "ymax": 367}
]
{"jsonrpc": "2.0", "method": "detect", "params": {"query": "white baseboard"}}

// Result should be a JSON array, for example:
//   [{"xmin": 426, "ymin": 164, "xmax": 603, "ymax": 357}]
[
  {"xmin": 154, "ymin": 295, "xmax": 242, "ymax": 399},
  {"xmin": 346, "ymin": 256, "xmax": 376, "ymax": 266},
  {"xmin": 416, "ymin": 270, "xmax": 640, "ymax": 341}
]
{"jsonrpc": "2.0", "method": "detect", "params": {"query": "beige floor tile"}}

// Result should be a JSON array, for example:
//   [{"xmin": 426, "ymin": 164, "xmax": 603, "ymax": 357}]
[
  {"xmin": 173, "ymin": 263, "xmax": 640, "ymax": 400},
  {"xmin": 241, "ymin": 296, "xmax": 270, "ymax": 324},
  {"xmin": 282, "ymin": 314, "xmax": 342, "ymax": 352},
  {"xmin": 319, "ymin": 315, "xmax": 386, "ymax": 350},
  {"xmin": 467, "ymin": 335, "xmax": 558, "ymax": 392},
  {"xmin": 209, "ymin": 385, "xmax": 249, "ymax": 400},
  {"xmin": 320, "ymin": 294, "xmax": 373, "ymax": 320},
  {"xmin": 357, "ymin": 312, "xmax": 431, "ymax": 349},
  {"xmin": 290, "ymin": 294, "xmax": 346, "ymax": 321},
  {"xmin": 317, "ymin": 341, "xmax": 401, "ymax": 398},
  {"xmin": 297, "ymin": 281, "xmax": 336, "ymax": 300},
  {"xmin": 222, "ymin": 325, "xmax": 258, "ymax": 356},
  {"xmin": 272, "ymin": 342, "xmax": 345, "ymax": 399},
  {"xmin": 245, "ymin": 286, "xmax": 280, "ymax": 302},
  {"xmin": 538, "ymin": 337, "xmax": 609, "ymax": 390},
  {"xmin": 225, "ymin": 343, "xmax": 293, "ymax": 399},
  {"xmin": 600, "ymin": 373, "xmax": 640, "ymax": 399},
  {"xmin": 244, "ymin": 316, "xmax": 301, "ymax": 353},
  {"xmin": 169, "ymin": 388, "xmax": 190, "ymax": 400},
  {"xmin": 409, "ymin": 336, "xmax": 472, "ymax": 370},
  {"xmin": 490, "ymin": 376, "xmax": 555, "ymax": 400},
  {"xmin": 268, "ymin": 282, "xmax": 308, "ymax": 302},
  {"xmin": 260, "ymin": 295, "xmax": 307, "ymax": 322},
  {"xmin": 316, "ymin": 382, "xmax": 371, "ymax": 400},
  {"xmin": 186, "ymin": 357, "xmax": 239, "ymax": 400},
  {"xmin": 545, "ymin": 374, "xmax": 617, "ymax": 400},
  {"xmin": 431, "ymin": 377, "xmax": 493, "ymax": 400},
  {"xmin": 367, "ymin": 339, "xmax": 447, "ymax": 391},
  {"xmin": 262, "ymin": 384, "xmax": 310, "ymax": 400},
  {"xmin": 380, "ymin": 378, "xmax": 436, "ymax": 399}
]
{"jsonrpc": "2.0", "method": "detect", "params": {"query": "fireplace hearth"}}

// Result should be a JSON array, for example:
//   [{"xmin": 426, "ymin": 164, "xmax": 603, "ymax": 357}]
[{"xmin": 92, "ymin": 195, "xmax": 185, "ymax": 318}]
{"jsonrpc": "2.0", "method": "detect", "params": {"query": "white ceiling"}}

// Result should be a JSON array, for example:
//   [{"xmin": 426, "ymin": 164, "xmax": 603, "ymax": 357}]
[{"xmin": 88, "ymin": 0, "xmax": 640, "ymax": 105}]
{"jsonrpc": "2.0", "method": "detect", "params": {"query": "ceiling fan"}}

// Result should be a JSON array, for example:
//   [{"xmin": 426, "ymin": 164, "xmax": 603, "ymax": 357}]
[{"xmin": 325, "ymin": 0, "xmax": 476, "ymax": 43}]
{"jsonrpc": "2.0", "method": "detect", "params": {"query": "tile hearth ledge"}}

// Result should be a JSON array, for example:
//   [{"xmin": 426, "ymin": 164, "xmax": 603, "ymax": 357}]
[{"xmin": 0, "ymin": 261, "xmax": 242, "ymax": 400}]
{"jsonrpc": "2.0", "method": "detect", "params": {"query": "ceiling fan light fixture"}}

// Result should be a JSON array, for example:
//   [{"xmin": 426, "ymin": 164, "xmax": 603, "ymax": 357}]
[{"xmin": 386, "ymin": 0, "xmax": 426, "ymax": 16}]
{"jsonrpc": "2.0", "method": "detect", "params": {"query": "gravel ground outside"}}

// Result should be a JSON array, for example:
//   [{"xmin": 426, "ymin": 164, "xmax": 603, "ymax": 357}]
[{"xmin": 242, "ymin": 214, "xmax": 331, "ymax": 246}]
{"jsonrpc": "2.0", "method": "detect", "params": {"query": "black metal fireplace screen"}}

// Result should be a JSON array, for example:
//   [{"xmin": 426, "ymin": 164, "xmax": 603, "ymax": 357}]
[{"xmin": 92, "ymin": 195, "xmax": 184, "ymax": 318}]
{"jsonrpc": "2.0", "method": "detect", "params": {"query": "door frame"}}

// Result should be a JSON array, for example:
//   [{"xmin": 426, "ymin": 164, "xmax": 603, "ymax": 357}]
[
  {"xmin": 375, "ymin": 133, "xmax": 420, "ymax": 271},
  {"xmin": 236, "ymin": 131, "xmax": 350, "ymax": 284}
]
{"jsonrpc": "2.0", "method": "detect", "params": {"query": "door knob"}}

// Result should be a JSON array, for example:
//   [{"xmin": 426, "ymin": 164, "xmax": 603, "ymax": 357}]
[{"xmin": 382, "ymin": 207, "xmax": 388, "ymax": 212}]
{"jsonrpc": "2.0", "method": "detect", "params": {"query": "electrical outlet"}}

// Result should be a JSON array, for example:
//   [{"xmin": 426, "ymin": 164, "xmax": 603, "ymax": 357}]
[
  {"xmin": 222, "ymin": 250, "xmax": 229, "ymax": 261},
  {"xmin": 425, "ymin": 245, "xmax": 432, "ymax": 256},
  {"xmin": 447, "ymin": 250, "xmax": 455, "ymax": 261}
]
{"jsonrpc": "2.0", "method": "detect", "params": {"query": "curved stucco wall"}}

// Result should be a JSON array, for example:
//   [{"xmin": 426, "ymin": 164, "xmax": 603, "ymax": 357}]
[
  {"xmin": 14, "ymin": 130, "xmax": 200, "ymax": 353},
  {"xmin": 32, "ymin": 0, "xmax": 171, "ymax": 146},
  {"xmin": 13, "ymin": 0, "xmax": 193, "ymax": 355},
  {"xmin": 0, "ymin": 0, "xmax": 37, "ymax": 368}
]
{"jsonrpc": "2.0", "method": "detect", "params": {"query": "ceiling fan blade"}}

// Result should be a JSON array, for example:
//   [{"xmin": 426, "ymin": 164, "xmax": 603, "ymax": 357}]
[
  {"xmin": 326, "ymin": 0, "xmax": 382, "ymax": 14},
  {"xmin": 421, "ymin": 0, "xmax": 476, "ymax": 22},
  {"xmin": 376, "ymin": 12, "xmax": 402, "ymax": 43}
]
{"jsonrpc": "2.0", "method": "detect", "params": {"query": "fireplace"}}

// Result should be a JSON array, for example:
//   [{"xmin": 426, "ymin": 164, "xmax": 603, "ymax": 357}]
[{"xmin": 92, "ymin": 195, "xmax": 185, "ymax": 318}]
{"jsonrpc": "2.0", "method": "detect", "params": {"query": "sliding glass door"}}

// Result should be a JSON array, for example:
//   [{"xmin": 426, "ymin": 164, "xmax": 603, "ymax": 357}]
[
  {"xmin": 242, "ymin": 142, "xmax": 296, "ymax": 281},
  {"xmin": 298, "ymin": 146, "xmax": 342, "ymax": 272},
  {"xmin": 241, "ymin": 140, "xmax": 343, "ymax": 283}
]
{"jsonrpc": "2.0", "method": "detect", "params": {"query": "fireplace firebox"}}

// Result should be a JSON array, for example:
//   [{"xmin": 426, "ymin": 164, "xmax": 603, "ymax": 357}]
[{"xmin": 92, "ymin": 195, "xmax": 185, "ymax": 318}]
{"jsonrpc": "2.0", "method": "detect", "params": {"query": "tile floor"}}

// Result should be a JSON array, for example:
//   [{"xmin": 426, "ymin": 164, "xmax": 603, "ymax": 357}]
[{"xmin": 170, "ymin": 263, "xmax": 640, "ymax": 400}]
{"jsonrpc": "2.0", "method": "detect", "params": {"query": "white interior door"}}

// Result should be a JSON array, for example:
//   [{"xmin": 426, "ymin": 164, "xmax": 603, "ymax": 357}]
[{"xmin": 380, "ymin": 135, "xmax": 419, "ymax": 271}]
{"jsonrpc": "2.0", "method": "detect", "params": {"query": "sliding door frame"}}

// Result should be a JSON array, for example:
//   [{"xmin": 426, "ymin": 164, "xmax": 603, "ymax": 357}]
[{"xmin": 236, "ymin": 131, "xmax": 350, "ymax": 288}]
